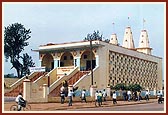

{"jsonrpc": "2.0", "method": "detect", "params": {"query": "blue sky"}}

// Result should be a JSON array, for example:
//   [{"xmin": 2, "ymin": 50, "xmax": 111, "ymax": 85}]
[{"xmin": 3, "ymin": 2, "xmax": 165, "ymax": 76}]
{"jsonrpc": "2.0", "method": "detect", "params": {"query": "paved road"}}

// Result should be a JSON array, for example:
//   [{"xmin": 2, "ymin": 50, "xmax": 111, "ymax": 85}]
[
  {"xmin": 3, "ymin": 99, "xmax": 164, "ymax": 112},
  {"xmin": 67, "ymin": 102, "xmax": 164, "ymax": 111}
]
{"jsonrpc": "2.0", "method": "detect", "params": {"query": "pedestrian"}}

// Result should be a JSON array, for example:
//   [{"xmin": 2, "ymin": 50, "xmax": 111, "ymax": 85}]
[
  {"xmin": 81, "ymin": 89, "xmax": 87, "ymax": 103},
  {"xmin": 68, "ymin": 90, "xmax": 74, "ymax": 106},
  {"xmin": 127, "ymin": 90, "xmax": 131, "ymax": 101},
  {"xmin": 137, "ymin": 91, "xmax": 141, "ymax": 101},
  {"xmin": 95, "ymin": 90, "xmax": 99, "ymax": 107},
  {"xmin": 97, "ymin": 91, "xmax": 102, "ymax": 106},
  {"xmin": 102, "ymin": 89, "xmax": 107, "ymax": 102},
  {"xmin": 145, "ymin": 90, "xmax": 150, "ymax": 101},
  {"xmin": 60, "ymin": 90, "xmax": 65, "ymax": 104},
  {"xmin": 112, "ymin": 91, "xmax": 117, "ymax": 104},
  {"xmin": 122, "ymin": 90, "xmax": 127, "ymax": 101}
]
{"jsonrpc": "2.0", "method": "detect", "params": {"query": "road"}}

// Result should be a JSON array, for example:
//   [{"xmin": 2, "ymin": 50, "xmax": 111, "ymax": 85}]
[
  {"xmin": 3, "ymin": 99, "xmax": 164, "ymax": 112},
  {"xmin": 66, "ymin": 102, "xmax": 165, "ymax": 111}
]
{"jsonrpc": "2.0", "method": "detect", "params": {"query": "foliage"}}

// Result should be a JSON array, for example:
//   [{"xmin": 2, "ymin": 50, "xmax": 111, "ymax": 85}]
[
  {"xmin": 84, "ymin": 30, "xmax": 103, "ymax": 41},
  {"xmin": 21, "ymin": 53, "xmax": 35, "ymax": 76},
  {"xmin": 4, "ymin": 23, "xmax": 32, "ymax": 78},
  {"xmin": 112, "ymin": 83, "xmax": 142, "ymax": 92}
]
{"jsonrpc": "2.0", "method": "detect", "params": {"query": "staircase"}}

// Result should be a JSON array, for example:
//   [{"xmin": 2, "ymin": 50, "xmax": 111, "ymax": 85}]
[
  {"xmin": 4, "ymin": 72, "xmax": 48, "ymax": 97},
  {"xmin": 49, "ymin": 71, "xmax": 89, "ymax": 97}
]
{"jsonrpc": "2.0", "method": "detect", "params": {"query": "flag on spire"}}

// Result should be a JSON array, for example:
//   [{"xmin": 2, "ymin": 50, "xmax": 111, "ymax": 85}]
[
  {"xmin": 143, "ymin": 18, "xmax": 146, "ymax": 23},
  {"xmin": 143, "ymin": 18, "xmax": 146, "ymax": 29}
]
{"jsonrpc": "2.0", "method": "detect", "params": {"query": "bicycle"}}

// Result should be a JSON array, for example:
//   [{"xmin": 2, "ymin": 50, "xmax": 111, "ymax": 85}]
[{"xmin": 10, "ymin": 101, "xmax": 31, "ymax": 111}]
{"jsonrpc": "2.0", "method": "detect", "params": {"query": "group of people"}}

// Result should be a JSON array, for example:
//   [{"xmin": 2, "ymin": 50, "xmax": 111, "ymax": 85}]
[
  {"xmin": 60, "ymin": 85, "xmax": 87, "ymax": 106},
  {"xmin": 122, "ymin": 90, "xmax": 150, "ymax": 102},
  {"xmin": 94, "ymin": 89, "xmax": 117, "ymax": 106}
]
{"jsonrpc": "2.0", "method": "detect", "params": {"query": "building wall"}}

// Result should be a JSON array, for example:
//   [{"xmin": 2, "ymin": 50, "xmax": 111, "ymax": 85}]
[{"xmin": 98, "ymin": 41, "xmax": 162, "ymax": 91}]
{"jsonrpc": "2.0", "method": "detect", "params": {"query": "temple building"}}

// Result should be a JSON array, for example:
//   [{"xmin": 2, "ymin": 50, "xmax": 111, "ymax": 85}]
[
  {"xmin": 4, "ymin": 25, "xmax": 163, "ymax": 101},
  {"xmin": 35, "ymin": 26, "xmax": 162, "ymax": 92}
]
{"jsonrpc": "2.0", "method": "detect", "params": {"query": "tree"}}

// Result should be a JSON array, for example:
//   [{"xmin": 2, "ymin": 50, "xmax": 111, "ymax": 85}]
[
  {"xmin": 21, "ymin": 53, "xmax": 35, "ymax": 77},
  {"xmin": 4, "ymin": 23, "xmax": 31, "ymax": 78},
  {"xmin": 84, "ymin": 30, "xmax": 103, "ymax": 41}
]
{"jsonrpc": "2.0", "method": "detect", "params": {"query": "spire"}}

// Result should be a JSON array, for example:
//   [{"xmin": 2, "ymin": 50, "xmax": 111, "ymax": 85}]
[
  {"xmin": 110, "ymin": 22, "xmax": 118, "ymax": 45},
  {"xmin": 109, "ymin": 33, "xmax": 118, "ymax": 45},
  {"xmin": 122, "ymin": 26, "xmax": 135, "ymax": 49},
  {"xmin": 139, "ymin": 30, "xmax": 150, "ymax": 48},
  {"xmin": 137, "ymin": 29, "xmax": 152, "ymax": 55},
  {"xmin": 137, "ymin": 19, "xmax": 152, "ymax": 55}
]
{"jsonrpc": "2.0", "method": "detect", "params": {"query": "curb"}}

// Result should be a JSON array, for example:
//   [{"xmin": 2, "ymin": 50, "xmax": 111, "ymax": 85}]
[{"xmin": 52, "ymin": 100, "xmax": 157, "ymax": 110}]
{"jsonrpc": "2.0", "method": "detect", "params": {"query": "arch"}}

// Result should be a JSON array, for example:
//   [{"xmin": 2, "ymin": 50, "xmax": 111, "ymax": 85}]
[
  {"xmin": 80, "ymin": 50, "xmax": 96, "ymax": 71},
  {"xmin": 42, "ymin": 53, "xmax": 54, "ymax": 71},
  {"xmin": 60, "ymin": 52, "xmax": 74, "ymax": 67}
]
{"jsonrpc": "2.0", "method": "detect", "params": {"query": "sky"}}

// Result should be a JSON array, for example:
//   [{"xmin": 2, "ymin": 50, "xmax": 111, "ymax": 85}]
[{"xmin": 2, "ymin": 2, "xmax": 165, "ymax": 77}]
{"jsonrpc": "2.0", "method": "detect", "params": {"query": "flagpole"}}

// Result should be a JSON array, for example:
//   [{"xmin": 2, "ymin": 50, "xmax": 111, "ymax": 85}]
[{"xmin": 112, "ymin": 22, "xmax": 115, "ymax": 34}]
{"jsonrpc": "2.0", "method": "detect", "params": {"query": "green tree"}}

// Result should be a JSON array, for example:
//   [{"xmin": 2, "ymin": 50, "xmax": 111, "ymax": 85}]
[
  {"xmin": 4, "ymin": 23, "xmax": 31, "ymax": 78},
  {"xmin": 84, "ymin": 30, "xmax": 103, "ymax": 41},
  {"xmin": 127, "ymin": 84, "xmax": 142, "ymax": 92},
  {"xmin": 21, "ymin": 53, "xmax": 35, "ymax": 76}
]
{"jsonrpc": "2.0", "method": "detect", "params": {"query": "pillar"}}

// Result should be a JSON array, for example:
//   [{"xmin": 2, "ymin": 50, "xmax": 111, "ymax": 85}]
[
  {"xmin": 153, "ymin": 88, "xmax": 156, "ymax": 96},
  {"xmin": 106, "ymin": 86, "xmax": 111, "ymax": 97},
  {"xmin": 39, "ymin": 60, "xmax": 42, "ymax": 67},
  {"xmin": 74, "ymin": 57, "xmax": 80, "ymax": 68},
  {"xmin": 23, "ymin": 79, "xmax": 31, "ymax": 102},
  {"xmin": 95, "ymin": 55, "xmax": 99, "ymax": 67},
  {"xmin": 43, "ymin": 84, "xmax": 48, "ymax": 102},
  {"xmin": 54, "ymin": 59, "xmax": 59, "ymax": 68},
  {"xmin": 90, "ymin": 85, "xmax": 97, "ymax": 97}
]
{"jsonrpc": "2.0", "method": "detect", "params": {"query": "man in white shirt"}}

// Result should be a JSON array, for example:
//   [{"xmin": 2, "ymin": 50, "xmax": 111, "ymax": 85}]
[
  {"xmin": 68, "ymin": 90, "xmax": 74, "ymax": 106},
  {"xmin": 112, "ymin": 91, "xmax": 117, "ymax": 104},
  {"xmin": 127, "ymin": 90, "xmax": 131, "ymax": 101},
  {"xmin": 102, "ymin": 89, "xmax": 107, "ymax": 102},
  {"xmin": 15, "ymin": 93, "xmax": 25, "ymax": 111},
  {"xmin": 81, "ymin": 89, "xmax": 87, "ymax": 103},
  {"xmin": 95, "ymin": 90, "xmax": 99, "ymax": 107}
]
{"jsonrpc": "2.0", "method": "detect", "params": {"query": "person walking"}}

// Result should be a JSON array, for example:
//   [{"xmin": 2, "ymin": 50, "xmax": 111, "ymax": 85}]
[
  {"xmin": 102, "ymin": 89, "xmax": 107, "ymax": 102},
  {"xmin": 123, "ymin": 90, "xmax": 127, "ymax": 101},
  {"xmin": 97, "ymin": 91, "xmax": 102, "ymax": 106},
  {"xmin": 112, "ymin": 91, "xmax": 117, "ymax": 104},
  {"xmin": 137, "ymin": 91, "xmax": 141, "ymax": 101},
  {"xmin": 68, "ymin": 90, "xmax": 74, "ymax": 106},
  {"xmin": 81, "ymin": 89, "xmax": 87, "ymax": 103},
  {"xmin": 145, "ymin": 90, "xmax": 150, "ymax": 101},
  {"xmin": 60, "ymin": 91, "xmax": 65, "ymax": 104},
  {"xmin": 127, "ymin": 90, "xmax": 131, "ymax": 101},
  {"xmin": 95, "ymin": 90, "xmax": 99, "ymax": 107}
]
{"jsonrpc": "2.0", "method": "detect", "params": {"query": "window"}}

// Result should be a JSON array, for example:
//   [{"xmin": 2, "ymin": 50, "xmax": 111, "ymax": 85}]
[
  {"xmin": 64, "ymin": 56, "xmax": 67, "ymax": 60},
  {"xmin": 84, "ymin": 55, "xmax": 87, "ymax": 59},
  {"xmin": 70, "ymin": 56, "xmax": 73, "ymax": 60}
]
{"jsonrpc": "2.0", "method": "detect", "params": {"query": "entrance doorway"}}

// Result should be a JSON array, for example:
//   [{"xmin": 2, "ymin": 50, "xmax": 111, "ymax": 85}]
[{"xmin": 86, "ymin": 60, "xmax": 96, "ymax": 71}]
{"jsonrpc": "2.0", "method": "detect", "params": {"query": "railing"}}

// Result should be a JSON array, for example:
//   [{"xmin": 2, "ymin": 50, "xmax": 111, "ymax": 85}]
[
  {"xmin": 4, "ymin": 72, "xmax": 47, "ymax": 97},
  {"xmin": 48, "ymin": 67, "xmax": 78, "ymax": 97}
]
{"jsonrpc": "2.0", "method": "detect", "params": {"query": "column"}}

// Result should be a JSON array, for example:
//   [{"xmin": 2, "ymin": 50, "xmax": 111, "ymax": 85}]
[
  {"xmin": 90, "ymin": 85, "xmax": 97, "ymax": 97},
  {"xmin": 39, "ymin": 60, "xmax": 42, "ymax": 67},
  {"xmin": 95, "ymin": 55, "xmax": 99, "ymax": 67},
  {"xmin": 54, "ymin": 59, "xmax": 59, "ymax": 68},
  {"xmin": 106, "ymin": 86, "xmax": 111, "ymax": 97},
  {"xmin": 23, "ymin": 79, "xmax": 31, "ymax": 102},
  {"xmin": 43, "ymin": 84, "xmax": 48, "ymax": 102},
  {"xmin": 74, "ymin": 57, "xmax": 80, "ymax": 68}
]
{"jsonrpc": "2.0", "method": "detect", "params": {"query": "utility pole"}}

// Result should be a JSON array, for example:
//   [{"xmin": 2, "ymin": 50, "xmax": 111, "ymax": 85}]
[{"xmin": 90, "ymin": 39, "xmax": 93, "ymax": 85}]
